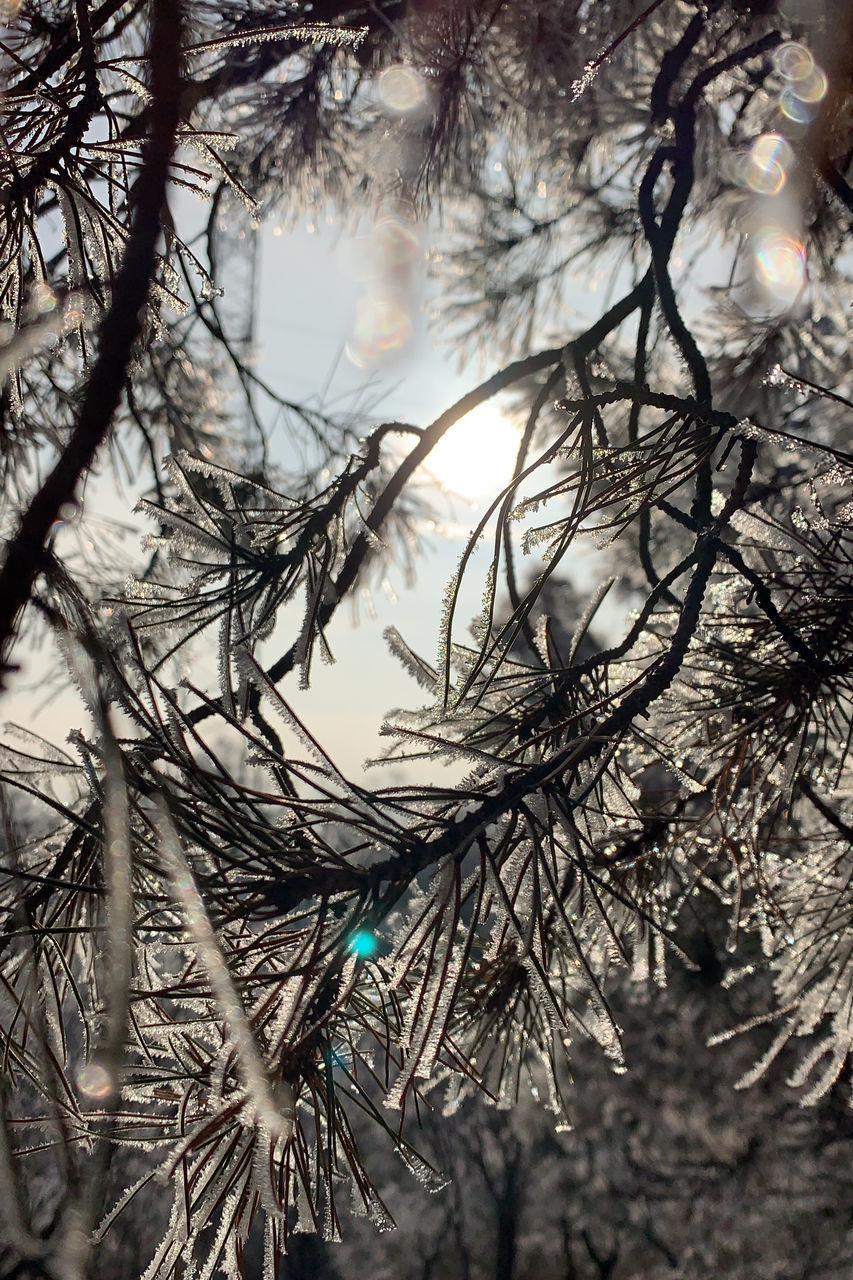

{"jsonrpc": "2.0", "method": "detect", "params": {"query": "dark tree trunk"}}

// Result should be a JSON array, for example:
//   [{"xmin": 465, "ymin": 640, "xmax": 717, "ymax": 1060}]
[{"xmin": 495, "ymin": 1162, "xmax": 519, "ymax": 1280}]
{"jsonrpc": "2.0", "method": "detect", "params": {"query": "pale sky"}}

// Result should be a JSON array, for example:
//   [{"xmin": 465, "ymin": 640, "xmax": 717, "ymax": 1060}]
[
  {"xmin": 255, "ymin": 216, "xmax": 527, "ymax": 782},
  {"xmin": 4, "ymin": 208, "xmax": 615, "ymax": 784}
]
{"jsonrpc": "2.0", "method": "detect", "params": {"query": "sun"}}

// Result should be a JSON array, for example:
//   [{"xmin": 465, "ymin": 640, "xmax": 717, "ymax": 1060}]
[{"xmin": 425, "ymin": 403, "xmax": 521, "ymax": 501}]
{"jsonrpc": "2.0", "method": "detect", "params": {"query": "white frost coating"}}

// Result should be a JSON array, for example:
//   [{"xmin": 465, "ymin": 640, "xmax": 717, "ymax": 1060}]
[
  {"xmin": 263, "ymin": 1217, "xmax": 277, "ymax": 1280},
  {"xmin": 139, "ymin": 1198, "xmax": 185, "ymax": 1280},
  {"xmin": 365, "ymin": 1193, "xmax": 395, "ymax": 1232},
  {"xmin": 93, "ymin": 716, "xmax": 134, "ymax": 1101},
  {"xmin": 384, "ymin": 626, "xmax": 439, "ymax": 691},
  {"xmin": 787, "ymin": 1034, "xmax": 840, "ymax": 1092},
  {"xmin": 292, "ymin": 572, "xmax": 328, "ymax": 690},
  {"xmin": 393, "ymin": 1145, "xmax": 450, "ymax": 1193},
  {"xmin": 385, "ymin": 867, "xmax": 462, "ymax": 1107},
  {"xmin": 196, "ymin": 1182, "xmax": 250, "ymax": 1280},
  {"xmin": 797, "ymin": 1045, "xmax": 850, "ymax": 1107},
  {"xmin": 0, "ymin": 724, "xmax": 82, "ymax": 778},
  {"xmin": 0, "ymin": 306, "xmax": 73, "ymax": 379},
  {"xmin": 568, "ymin": 576, "xmax": 617, "ymax": 663},
  {"xmin": 470, "ymin": 561, "xmax": 497, "ymax": 647},
  {"xmin": 732, "ymin": 1020, "xmax": 796, "ymax": 1090},
  {"xmin": 185, "ymin": 22, "xmax": 367, "ymax": 58},
  {"xmin": 251, "ymin": 1126, "xmax": 287, "ymax": 1219},
  {"xmin": 57, "ymin": 189, "xmax": 88, "ymax": 291},
  {"xmin": 114, "ymin": 68, "xmax": 154, "ymax": 104},
  {"xmin": 570, "ymin": 60, "xmax": 599, "ymax": 101},
  {"xmin": 264, "ymin": 973, "xmax": 314, "ymax": 1055},
  {"xmin": 235, "ymin": 648, "xmax": 353, "ymax": 791},
  {"xmin": 155, "ymin": 802, "xmax": 293, "ymax": 1142},
  {"xmin": 321, "ymin": 1196, "xmax": 343, "ymax": 1243},
  {"xmin": 292, "ymin": 1161, "xmax": 315, "ymax": 1234},
  {"xmin": 94, "ymin": 1167, "xmax": 160, "ymax": 1243}
]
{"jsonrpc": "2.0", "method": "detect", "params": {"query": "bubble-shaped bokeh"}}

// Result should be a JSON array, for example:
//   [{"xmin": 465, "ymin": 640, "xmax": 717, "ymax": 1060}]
[
  {"xmin": 753, "ymin": 228, "xmax": 806, "ymax": 303},
  {"xmin": 346, "ymin": 293, "xmax": 413, "ymax": 369},
  {"xmin": 76, "ymin": 1059, "xmax": 115, "ymax": 1100},
  {"xmin": 373, "ymin": 216, "xmax": 420, "ymax": 268},
  {"xmin": 773, "ymin": 40, "xmax": 827, "ymax": 123},
  {"xmin": 725, "ymin": 37, "xmax": 827, "ymax": 313},
  {"xmin": 346, "ymin": 211, "xmax": 421, "ymax": 370},
  {"xmin": 742, "ymin": 133, "xmax": 793, "ymax": 196},
  {"xmin": 773, "ymin": 41, "xmax": 814, "ymax": 82},
  {"xmin": 378, "ymin": 65, "xmax": 427, "ymax": 115}
]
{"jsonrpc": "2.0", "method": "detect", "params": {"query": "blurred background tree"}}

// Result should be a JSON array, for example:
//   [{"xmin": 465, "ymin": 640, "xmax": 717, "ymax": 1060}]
[{"xmin": 1, "ymin": 1, "xmax": 852, "ymax": 1277}]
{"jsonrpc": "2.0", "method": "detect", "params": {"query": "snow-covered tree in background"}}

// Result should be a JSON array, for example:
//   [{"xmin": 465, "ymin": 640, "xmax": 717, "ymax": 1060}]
[{"xmin": 1, "ymin": 1, "xmax": 852, "ymax": 1276}]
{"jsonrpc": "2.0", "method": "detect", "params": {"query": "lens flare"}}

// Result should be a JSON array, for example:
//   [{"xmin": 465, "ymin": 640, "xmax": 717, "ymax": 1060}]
[
  {"xmin": 373, "ymin": 217, "xmax": 419, "ymax": 267},
  {"xmin": 346, "ymin": 211, "xmax": 421, "ymax": 368},
  {"xmin": 754, "ymin": 229, "xmax": 806, "ymax": 303},
  {"xmin": 48, "ymin": 498, "xmax": 80, "ymax": 537},
  {"xmin": 378, "ymin": 65, "xmax": 426, "ymax": 114},
  {"xmin": 778, "ymin": 0, "xmax": 824, "ymax": 20},
  {"xmin": 346, "ymin": 294, "xmax": 412, "ymax": 368},
  {"xmin": 773, "ymin": 42, "xmax": 814, "ymax": 81},
  {"xmin": 792, "ymin": 66, "xmax": 828, "ymax": 104},
  {"xmin": 743, "ymin": 134, "xmax": 792, "ymax": 196},
  {"xmin": 77, "ymin": 1060, "xmax": 115, "ymax": 1099},
  {"xmin": 349, "ymin": 930, "xmax": 378, "ymax": 958},
  {"xmin": 33, "ymin": 283, "xmax": 56, "ymax": 314},
  {"xmin": 779, "ymin": 87, "xmax": 816, "ymax": 124}
]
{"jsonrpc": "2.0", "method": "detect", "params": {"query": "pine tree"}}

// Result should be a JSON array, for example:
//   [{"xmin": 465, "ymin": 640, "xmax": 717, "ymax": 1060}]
[{"xmin": 1, "ymin": 1, "xmax": 852, "ymax": 1276}]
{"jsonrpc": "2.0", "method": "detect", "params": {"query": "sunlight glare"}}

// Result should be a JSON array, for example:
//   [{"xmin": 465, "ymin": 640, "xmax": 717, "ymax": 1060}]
[{"xmin": 426, "ymin": 403, "xmax": 521, "ymax": 501}]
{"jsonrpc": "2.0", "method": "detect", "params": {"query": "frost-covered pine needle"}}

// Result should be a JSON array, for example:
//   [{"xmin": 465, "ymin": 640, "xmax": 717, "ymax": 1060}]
[{"xmin": 154, "ymin": 800, "xmax": 293, "ymax": 1141}]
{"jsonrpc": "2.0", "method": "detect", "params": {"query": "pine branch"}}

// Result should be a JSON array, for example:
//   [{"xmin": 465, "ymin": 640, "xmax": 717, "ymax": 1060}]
[{"xmin": 0, "ymin": 0, "xmax": 184, "ymax": 687}]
